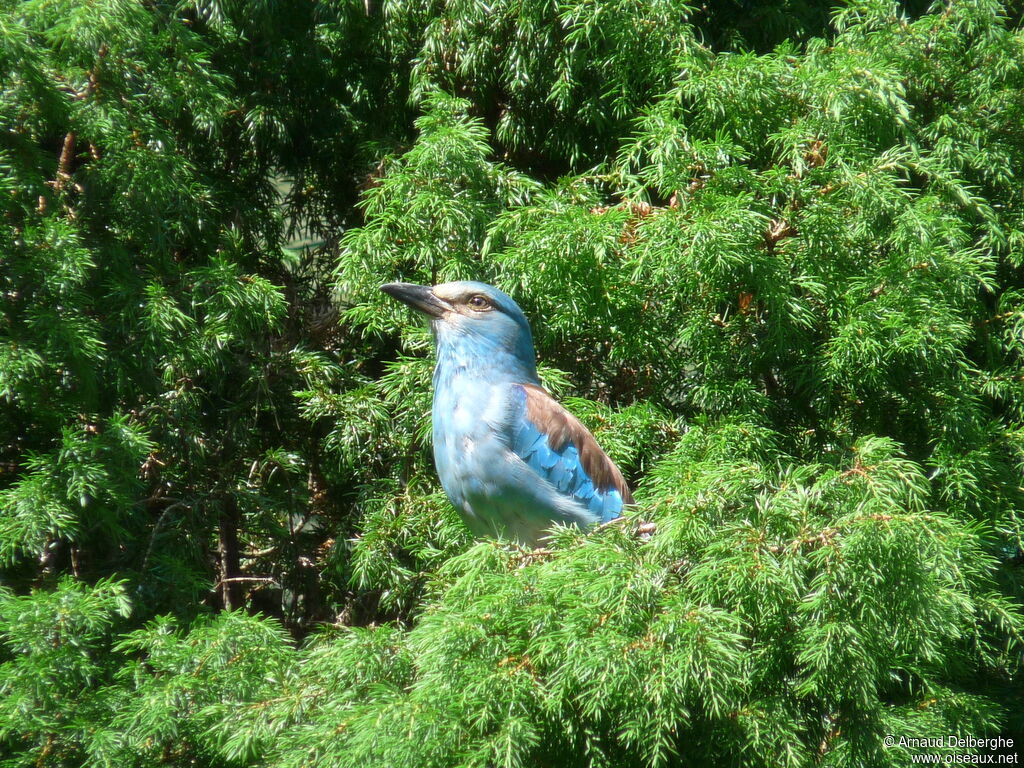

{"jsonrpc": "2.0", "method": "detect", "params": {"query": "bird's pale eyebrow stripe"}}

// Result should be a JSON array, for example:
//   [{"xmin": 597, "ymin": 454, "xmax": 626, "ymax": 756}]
[{"xmin": 520, "ymin": 384, "xmax": 633, "ymax": 503}]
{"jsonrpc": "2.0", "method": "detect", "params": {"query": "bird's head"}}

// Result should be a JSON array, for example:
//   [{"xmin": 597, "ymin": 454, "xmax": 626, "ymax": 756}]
[{"xmin": 381, "ymin": 280, "xmax": 538, "ymax": 382}]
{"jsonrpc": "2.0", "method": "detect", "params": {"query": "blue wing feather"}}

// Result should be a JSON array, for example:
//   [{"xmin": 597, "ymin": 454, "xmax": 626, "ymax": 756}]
[{"xmin": 509, "ymin": 385, "xmax": 626, "ymax": 524}]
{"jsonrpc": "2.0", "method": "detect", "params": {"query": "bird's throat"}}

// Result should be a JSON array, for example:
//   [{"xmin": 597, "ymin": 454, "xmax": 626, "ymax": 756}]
[{"xmin": 433, "ymin": 333, "xmax": 538, "ymax": 388}]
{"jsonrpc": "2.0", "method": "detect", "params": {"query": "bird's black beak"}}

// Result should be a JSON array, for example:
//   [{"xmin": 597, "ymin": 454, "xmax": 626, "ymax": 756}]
[{"xmin": 380, "ymin": 282, "xmax": 451, "ymax": 318}]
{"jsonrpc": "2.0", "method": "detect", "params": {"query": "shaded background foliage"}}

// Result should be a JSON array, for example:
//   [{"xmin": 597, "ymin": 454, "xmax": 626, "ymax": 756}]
[{"xmin": 1, "ymin": 0, "xmax": 1023, "ymax": 765}]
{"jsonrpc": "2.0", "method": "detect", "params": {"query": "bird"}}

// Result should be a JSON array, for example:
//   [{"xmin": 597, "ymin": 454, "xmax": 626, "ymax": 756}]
[{"xmin": 380, "ymin": 280, "xmax": 633, "ymax": 545}]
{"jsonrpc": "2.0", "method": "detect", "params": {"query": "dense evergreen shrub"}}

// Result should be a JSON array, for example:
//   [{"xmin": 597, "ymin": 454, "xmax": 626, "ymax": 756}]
[{"xmin": 1, "ymin": 1, "xmax": 1022, "ymax": 765}]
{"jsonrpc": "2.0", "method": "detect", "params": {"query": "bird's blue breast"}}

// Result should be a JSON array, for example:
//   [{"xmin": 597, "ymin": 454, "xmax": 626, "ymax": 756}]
[{"xmin": 431, "ymin": 364, "xmax": 623, "ymax": 544}]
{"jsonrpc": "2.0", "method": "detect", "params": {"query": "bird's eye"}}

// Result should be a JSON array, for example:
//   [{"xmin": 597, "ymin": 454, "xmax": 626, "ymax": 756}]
[{"xmin": 467, "ymin": 295, "xmax": 491, "ymax": 311}]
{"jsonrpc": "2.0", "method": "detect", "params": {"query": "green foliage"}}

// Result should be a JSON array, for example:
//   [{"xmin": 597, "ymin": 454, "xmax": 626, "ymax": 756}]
[
  {"xmin": 0, "ymin": 578, "xmax": 130, "ymax": 767},
  {"xmin": 2, "ymin": 0, "xmax": 1023, "ymax": 766}
]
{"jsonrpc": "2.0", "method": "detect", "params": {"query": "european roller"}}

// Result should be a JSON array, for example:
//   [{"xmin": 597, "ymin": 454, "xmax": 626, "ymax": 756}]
[{"xmin": 381, "ymin": 280, "xmax": 632, "ymax": 545}]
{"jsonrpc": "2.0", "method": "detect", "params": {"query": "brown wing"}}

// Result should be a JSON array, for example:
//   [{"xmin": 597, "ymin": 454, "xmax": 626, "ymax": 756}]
[{"xmin": 521, "ymin": 384, "xmax": 634, "ymax": 503}]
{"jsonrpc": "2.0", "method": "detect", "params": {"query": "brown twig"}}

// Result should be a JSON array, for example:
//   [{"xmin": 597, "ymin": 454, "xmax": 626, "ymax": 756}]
[{"xmin": 53, "ymin": 131, "xmax": 76, "ymax": 194}]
